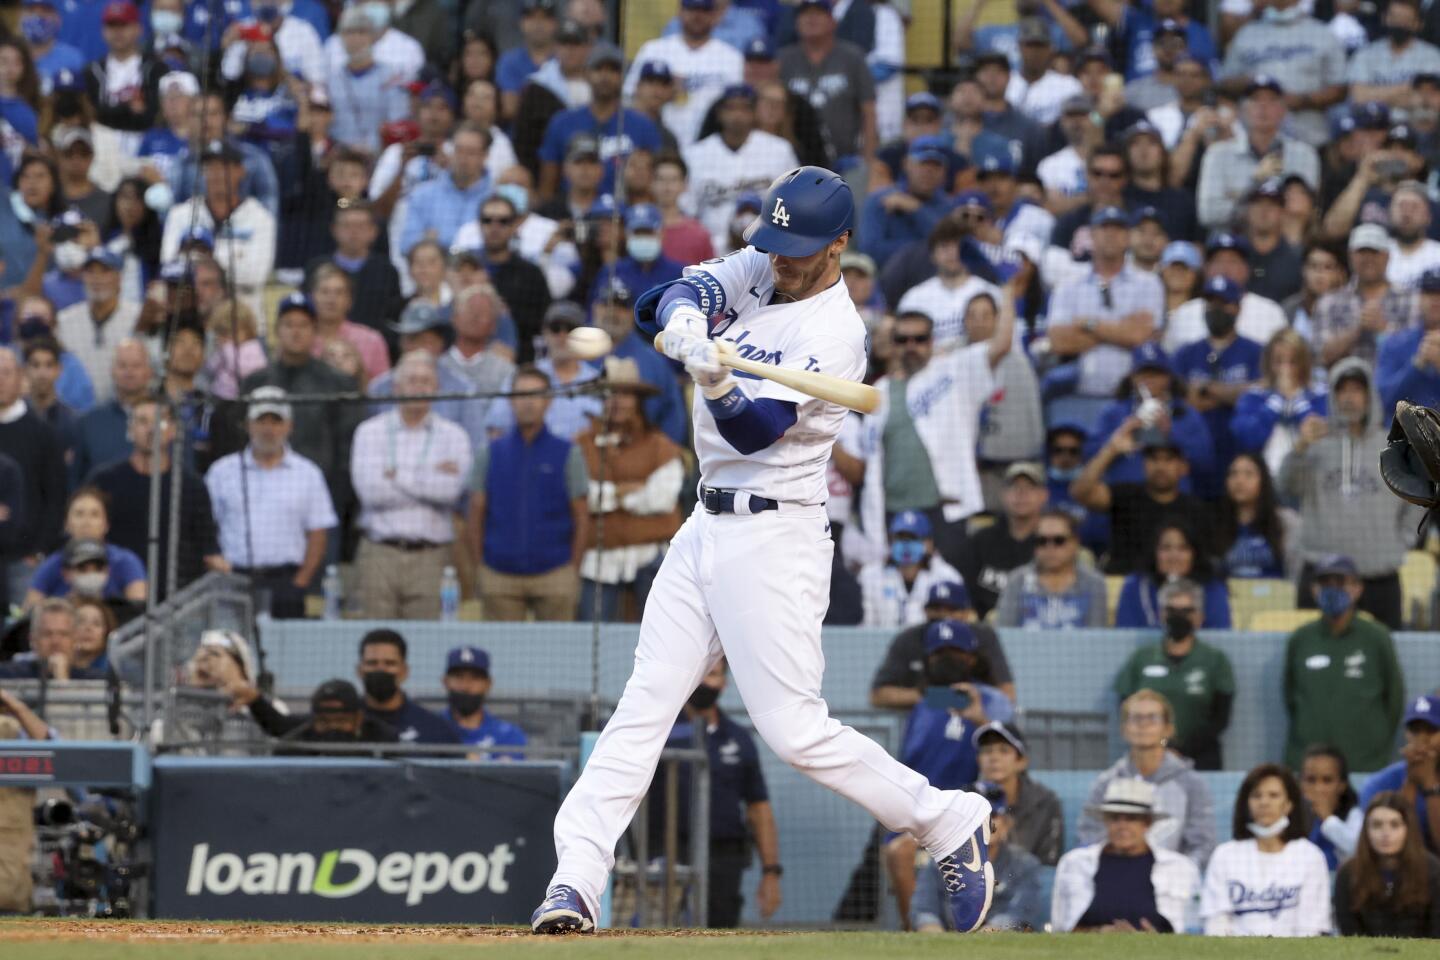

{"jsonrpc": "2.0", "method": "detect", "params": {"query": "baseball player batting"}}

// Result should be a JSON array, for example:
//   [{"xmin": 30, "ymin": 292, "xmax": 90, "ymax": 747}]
[{"xmin": 530, "ymin": 166, "xmax": 994, "ymax": 935}]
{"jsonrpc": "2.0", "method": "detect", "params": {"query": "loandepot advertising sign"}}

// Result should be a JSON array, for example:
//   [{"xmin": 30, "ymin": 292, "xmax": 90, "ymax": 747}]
[
  {"xmin": 151, "ymin": 759, "xmax": 563, "ymax": 922},
  {"xmin": 184, "ymin": 842, "xmax": 517, "ymax": 905}
]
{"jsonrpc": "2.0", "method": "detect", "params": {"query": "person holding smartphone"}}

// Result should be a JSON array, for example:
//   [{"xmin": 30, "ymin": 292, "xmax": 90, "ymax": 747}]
[{"xmin": 883, "ymin": 619, "xmax": 1013, "ymax": 927}]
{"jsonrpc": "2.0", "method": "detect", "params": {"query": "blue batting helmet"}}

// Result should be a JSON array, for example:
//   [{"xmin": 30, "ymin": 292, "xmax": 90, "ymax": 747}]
[{"xmin": 743, "ymin": 165, "xmax": 854, "ymax": 258}]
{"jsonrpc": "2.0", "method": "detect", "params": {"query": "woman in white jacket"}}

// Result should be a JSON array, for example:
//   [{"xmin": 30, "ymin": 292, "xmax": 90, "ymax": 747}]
[
  {"xmin": 1201, "ymin": 763, "xmax": 1332, "ymax": 936},
  {"xmin": 1052, "ymin": 778, "xmax": 1201, "ymax": 932}
]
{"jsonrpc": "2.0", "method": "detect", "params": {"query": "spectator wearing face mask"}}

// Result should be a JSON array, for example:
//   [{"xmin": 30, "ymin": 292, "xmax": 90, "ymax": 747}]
[
  {"xmin": 18, "ymin": 0, "xmax": 86, "ymax": 86},
  {"xmin": 1284, "ymin": 555, "xmax": 1406, "ymax": 774},
  {"xmin": 588, "ymin": 204, "xmax": 684, "ymax": 310},
  {"xmin": 323, "ymin": 0, "xmax": 424, "ymax": 84},
  {"xmin": 442, "ymin": 645, "xmax": 527, "ymax": 759},
  {"xmin": 24, "ymin": 488, "xmax": 144, "ymax": 606},
  {"xmin": 253, "ymin": 679, "xmax": 401, "ymax": 751},
  {"xmin": 857, "ymin": 511, "xmax": 964, "ymax": 629},
  {"xmin": 324, "ymin": 8, "xmax": 411, "ymax": 154}
]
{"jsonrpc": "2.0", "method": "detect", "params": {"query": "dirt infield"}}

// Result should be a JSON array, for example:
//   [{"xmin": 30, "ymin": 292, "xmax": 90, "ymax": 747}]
[{"xmin": 0, "ymin": 919, "xmax": 744, "ymax": 944}]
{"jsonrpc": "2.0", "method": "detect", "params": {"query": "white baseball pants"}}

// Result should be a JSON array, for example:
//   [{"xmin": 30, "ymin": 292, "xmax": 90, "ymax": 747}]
[{"xmin": 547, "ymin": 504, "xmax": 988, "ymax": 916}]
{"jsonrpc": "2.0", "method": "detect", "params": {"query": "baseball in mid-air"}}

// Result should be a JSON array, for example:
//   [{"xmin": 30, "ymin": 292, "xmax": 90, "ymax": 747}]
[{"xmin": 567, "ymin": 326, "xmax": 613, "ymax": 360}]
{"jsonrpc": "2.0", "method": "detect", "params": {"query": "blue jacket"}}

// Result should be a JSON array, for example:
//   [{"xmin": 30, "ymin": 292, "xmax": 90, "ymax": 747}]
[
  {"xmin": 858, "ymin": 185, "xmax": 956, "ymax": 267},
  {"xmin": 900, "ymin": 685, "xmax": 1014, "ymax": 789},
  {"xmin": 1085, "ymin": 398, "xmax": 1216, "ymax": 490},
  {"xmin": 590, "ymin": 256, "xmax": 685, "ymax": 309},
  {"xmin": 1377, "ymin": 326, "xmax": 1440, "ymax": 421},
  {"xmin": 1229, "ymin": 386, "xmax": 1328, "ymax": 453},
  {"xmin": 1114, "ymin": 574, "xmax": 1232, "ymax": 629}
]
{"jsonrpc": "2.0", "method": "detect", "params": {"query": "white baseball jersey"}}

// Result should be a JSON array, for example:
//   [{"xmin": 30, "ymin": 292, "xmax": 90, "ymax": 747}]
[
  {"xmin": 860, "ymin": 343, "xmax": 995, "ymax": 544},
  {"xmin": 624, "ymin": 35, "xmax": 744, "ymax": 147},
  {"xmin": 683, "ymin": 131, "xmax": 799, "ymax": 254},
  {"xmin": 1388, "ymin": 238, "xmax": 1440, "ymax": 291},
  {"xmin": 1162, "ymin": 293, "xmax": 1287, "ymax": 353},
  {"xmin": 677, "ymin": 247, "xmax": 868, "ymax": 506},
  {"xmin": 1200, "ymin": 838, "xmax": 1332, "ymax": 936},
  {"xmin": 895, "ymin": 275, "xmax": 1005, "ymax": 352},
  {"xmin": 857, "ymin": 555, "xmax": 964, "ymax": 628}
]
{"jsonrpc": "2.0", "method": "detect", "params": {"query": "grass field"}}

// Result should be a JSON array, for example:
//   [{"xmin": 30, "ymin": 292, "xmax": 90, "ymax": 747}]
[{"xmin": 0, "ymin": 921, "xmax": 1436, "ymax": 959}]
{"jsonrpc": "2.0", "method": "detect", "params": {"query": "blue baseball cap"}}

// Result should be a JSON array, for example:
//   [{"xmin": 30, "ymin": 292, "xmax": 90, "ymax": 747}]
[
  {"xmin": 276, "ymin": 291, "xmax": 316, "ymax": 319},
  {"xmin": 446, "ymin": 645, "xmax": 491, "ymax": 674},
  {"xmin": 1205, "ymin": 230, "xmax": 1251, "ymax": 258},
  {"xmin": 889, "ymin": 510, "xmax": 931, "ymax": 539},
  {"xmin": 1352, "ymin": 101, "xmax": 1391, "ymax": 131},
  {"xmin": 955, "ymin": 189, "xmax": 992, "ymax": 213},
  {"xmin": 638, "ymin": 60, "xmax": 674, "ymax": 82},
  {"xmin": 1130, "ymin": 205, "xmax": 1163, "ymax": 228},
  {"xmin": 1131, "ymin": 341, "xmax": 1173, "ymax": 375},
  {"xmin": 926, "ymin": 580, "xmax": 972, "ymax": 611},
  {"xmin": 1123, "ymin": 120, "xmax": 1163, "ymax": 144},
  {"xmin": 719, "ymin": 82, "xmax": 756, "ymax": 105},
  {"xmin": 1154, "ymin": 17, "xmax": 1187, "ymax": 39},
  {"xmin": 1202, "ymin": 275, "xmax": 1242, "ymax": 305},
  {"xmin": 1090, "ymin": 205, "xmax": 1129, "ymax": 227},
  {"xmin": 1333, "ymin": 113, "xmax": 1359, "ymax": 139},
  {"xmin": 52, "ymin": 68, "xmax": 82, "ymax": 92},
  {"xmin": 924, "ymin": 618, "xmax": 979, "ymax": 655},
  {"xmin": 1404, "ymin": 695, "xmax": 1440, "ymax": 729},
  {"xmin": 905, "ymin": 91, "xmax": 942, "ymax": 115},
  {"xmin": 1160, "ymin": 241, "xmax": 1202, "ymax": 270},
  {"xmin": 1246, "ymin": 73, "xmax": 1285, "ymax": 97},
  {"xmin": 907, "ymin": 134, "xmax": 950, "ymax": 164},
  {"xmin": 417, "ymin": 81, "xmax": 457, "ymax": 111},
  {"xmin": 977, "ymin": 152, "xmax": 1016, "ymax": 177},
  {"xmin": 1314, "ymin": 553, "xmax": 1359, "ymax": 578},
  {"xmin": 180, "ymin": 224, "xmax": 215, "ymax": 250},
  {"xmin": 587, "ymin": 194, "xmax": 620, "ymax": 220},
  {"xmin": 1420, "ymin": 267, "xmax": 1440, "ymax": 293},
  {"xmin": 680, "ymin": 0, "xmax": 716, "ymax": 8},
  {"xmin": 159, "ymin": 259, "xmax": 188, "ymax": 284},
  {"xmin": 624, "ymin": 203, "xmax": 663, "ymax": 232},
  {"xmin": 83, "ymin": 247, "xmax": 123, "ymax": 270},
  {"xmin": 795, "ymin": 0, "xmax": 833, "ymax": 12},
  {"xmin": 391, "ymin": 300, "xmax": 450, "ymax": 335},
  {"xmin": 743, "ymin": 36, "xmax": 775, "ymax": 61},
  {"xmin": 972, "ymin": 721, "xmax": 1027, "ymax": 759}
]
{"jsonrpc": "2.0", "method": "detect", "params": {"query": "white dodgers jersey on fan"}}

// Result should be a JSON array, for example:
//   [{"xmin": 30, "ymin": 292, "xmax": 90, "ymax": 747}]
[
  {"xmin": 684, "ymin": 131, "xmax": 800, "ymax": 252},
  {"xmin": 683, "ymin": 247, "xmax": 868, "ymax": 506}
]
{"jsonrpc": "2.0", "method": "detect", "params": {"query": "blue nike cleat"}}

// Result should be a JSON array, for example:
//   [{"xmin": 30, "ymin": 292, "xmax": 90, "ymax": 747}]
[
  {"xmin": 530, "ymin": 885, "xmax": 595, "ymax": 934},
  {"xmin": 937, "ymin": 818, "xmax": 994, "ymax": 933}
]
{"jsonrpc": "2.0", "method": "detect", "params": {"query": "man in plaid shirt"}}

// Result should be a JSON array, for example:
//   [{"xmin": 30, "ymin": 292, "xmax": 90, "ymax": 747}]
[{"xmin": 1314, "ymin": 223, "xmax": 1421, "ymax": 367}]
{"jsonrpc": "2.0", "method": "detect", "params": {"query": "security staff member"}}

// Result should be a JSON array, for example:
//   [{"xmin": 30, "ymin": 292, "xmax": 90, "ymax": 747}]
[{"xmin": 648, "ymin": 660, "xmax": 782, "ymax": 928}]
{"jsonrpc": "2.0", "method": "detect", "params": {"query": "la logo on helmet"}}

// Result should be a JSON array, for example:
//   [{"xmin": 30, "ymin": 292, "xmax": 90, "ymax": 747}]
[{"xmin": 771, "ymin": 196, "xmax": 790, "ymax": 228}]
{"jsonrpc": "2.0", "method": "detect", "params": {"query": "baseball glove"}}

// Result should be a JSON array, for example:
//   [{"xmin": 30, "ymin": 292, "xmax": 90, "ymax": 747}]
[{"xmin": 1381, "ymin": 400, "xmax": 1440, "ymax": 513}]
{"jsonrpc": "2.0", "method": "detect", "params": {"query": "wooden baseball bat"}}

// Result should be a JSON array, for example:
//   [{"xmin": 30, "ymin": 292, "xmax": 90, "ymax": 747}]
[{"xmin": 655, "ymin": 334, "xmax": 881, "ymax": 415}]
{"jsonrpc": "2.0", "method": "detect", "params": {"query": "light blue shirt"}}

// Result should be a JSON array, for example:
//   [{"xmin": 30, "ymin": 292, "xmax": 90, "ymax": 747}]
[
  {"xmin": 1043, "ymin": 265, "xmax": 1165, "ymax": 397},
  {"xmin": 204, "ymin": 446, "xmax": 338, "ymax": 567},
  {"xmin": 398, "ymin": 171, "xmax": 494, "ymax": 256},
  {"xmin": 484, "ymin": 358, "xmax": 602, "ymax": 441}
]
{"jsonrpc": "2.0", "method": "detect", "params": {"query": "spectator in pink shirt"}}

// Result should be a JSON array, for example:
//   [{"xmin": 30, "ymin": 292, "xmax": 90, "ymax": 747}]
[
  {"xmin": 203, "ymin": 298, "xmax": 269, "ymax": 400},
  {"xmin": 309, "ymin": 264, "xmax": 391, "ymax": 382}
]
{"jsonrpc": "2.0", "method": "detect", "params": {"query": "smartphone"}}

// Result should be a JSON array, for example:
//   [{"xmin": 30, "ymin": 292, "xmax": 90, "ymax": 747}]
[
  {"xmin": 923, "ymin": 685, "xmax": 972, "ymax": 712},
  {"xmin": 415, "ymin": 143, "xmax": 437, "ymax": 158}
]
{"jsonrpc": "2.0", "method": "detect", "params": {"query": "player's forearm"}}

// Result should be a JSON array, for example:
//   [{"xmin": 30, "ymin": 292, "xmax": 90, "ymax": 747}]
[{"xmin": 707, "ymin": 393, "xmax": 798, "ymax": 455}]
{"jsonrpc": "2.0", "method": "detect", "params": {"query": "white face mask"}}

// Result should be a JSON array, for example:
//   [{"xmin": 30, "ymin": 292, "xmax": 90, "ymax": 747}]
[
  {"xmin": 363, "ymin": 1, "xmax": 391, "ymax": 30},
  {"xmin": 627, "ymin": 235, "xmax": 662, "ymax": 262},
  {"xmin": 54, "ymin": 240, "xmax": 87, "ymax": 273},
  {"xmin": 151, "ymin": 10, "xmax": 184, "ymax": 35},
  {"xmin": 1247, "ymin": 815, "xmax": 1290, "ymax": 839},
  {"xmin": 1264, "ymin": 4, "xmax": 1304, "ymax": 22},
  {"xmin": 70, "ymin": 571, "xmax": 107, "ymax": 597}
]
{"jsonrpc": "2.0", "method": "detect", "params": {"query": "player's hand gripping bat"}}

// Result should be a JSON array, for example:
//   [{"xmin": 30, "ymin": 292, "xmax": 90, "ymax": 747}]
[{"xmin": 655, "ymin": 333, "xmax": 881, "ymax": 415}]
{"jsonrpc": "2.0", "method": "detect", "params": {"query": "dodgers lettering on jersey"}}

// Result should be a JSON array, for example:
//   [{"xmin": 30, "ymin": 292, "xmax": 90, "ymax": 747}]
[{"xmin": 679, "ymin": 247, "xmax": 868, "ymax": 505}]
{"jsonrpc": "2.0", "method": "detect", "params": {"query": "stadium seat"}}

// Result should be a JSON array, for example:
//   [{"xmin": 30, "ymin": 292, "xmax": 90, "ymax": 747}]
[
  {"xmin": 1227, "ymin": 578, "xmax": 1297, "ymax": 631},
  {"xmin": 1248, "ymin": 609, "xmax": 1321, "ymax": 633},
  {"xmin": 1400, "ymin": 550, "xmax": 1438, "ymax": 628}
]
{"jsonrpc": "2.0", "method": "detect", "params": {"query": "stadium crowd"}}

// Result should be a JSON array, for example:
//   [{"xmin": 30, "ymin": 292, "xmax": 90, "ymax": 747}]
[{"xmin": 2, "ymin": 0, "xmax": 1440, "ymax": 936}]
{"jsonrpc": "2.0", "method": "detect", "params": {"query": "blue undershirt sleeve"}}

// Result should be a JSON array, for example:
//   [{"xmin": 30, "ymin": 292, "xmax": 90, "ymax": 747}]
[{"xmin": 705, "ymin": 392, "xmax": 798, "ymax": 455}]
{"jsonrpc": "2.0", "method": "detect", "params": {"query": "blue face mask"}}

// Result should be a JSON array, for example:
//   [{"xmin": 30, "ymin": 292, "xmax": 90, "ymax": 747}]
[
  {"xmin": 627, "ymin": 235, "xmax": 661, "ymax": 262},
  {"xmin": 151, "ymin": 10, "xmax": 184, "ymax": 35},
  {"xmin": 1317, "ymin": 585, "xmax": 1353, "ymax": 618},
  {"xmin": 1048, "ymin": 465, "xmax": 1080, "ymax": 484},
  {"xmin": 21, "ymin": 14, "xmax": 58, "ymax": 46},
  {"xmin": 891, "ymin": 540, "xmax": 927, "ymax": 566}
]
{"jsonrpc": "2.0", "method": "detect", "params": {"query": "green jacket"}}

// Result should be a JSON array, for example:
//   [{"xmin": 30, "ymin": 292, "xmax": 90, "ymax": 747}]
[{"xmin": 1283, "ymin": 614, "xmax": 1405, "ymax": 773}]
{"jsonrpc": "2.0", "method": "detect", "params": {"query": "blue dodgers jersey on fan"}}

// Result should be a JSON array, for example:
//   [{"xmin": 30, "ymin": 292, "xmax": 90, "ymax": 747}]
[
  {"xmin": 1015, "ymin": 590, "xmax": 1097, "ymax": 630},
  {"xmin": 899, "ymin": 685, "xmax": 1014, "ymax": 789},
  {"xmin": 447, "ymin": 709, "xmax": 528, "ymax": 760},
  {"xmin": 1224, "ymin": 524, "xmax": 1283, "ymax": 578},
  {"xmin": 538, "ymin": 107, "xmax": 661, "ymax": 193}
]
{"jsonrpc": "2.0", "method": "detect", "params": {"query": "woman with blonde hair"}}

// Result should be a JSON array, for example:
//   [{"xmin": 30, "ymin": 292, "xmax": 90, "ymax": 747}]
[
  {"xmin": 1076, "ymin": 690, "xmax": 1217, "ymax": 867},
  {"xmin": 203, "ymin": 297, "xmax": 268, "ymax": 400}
]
